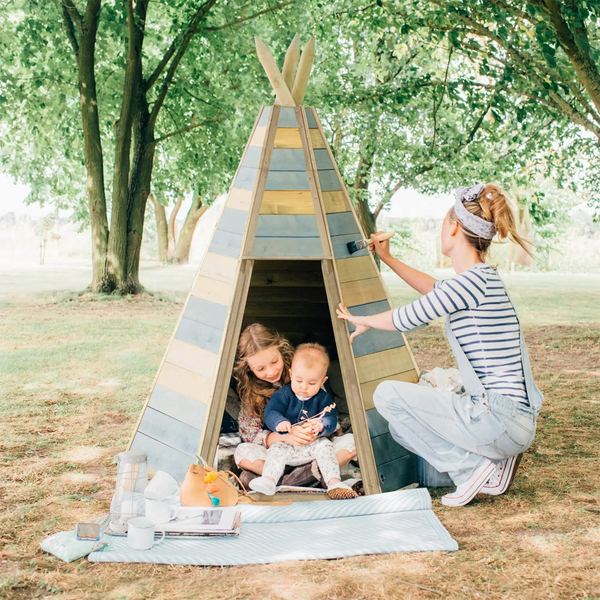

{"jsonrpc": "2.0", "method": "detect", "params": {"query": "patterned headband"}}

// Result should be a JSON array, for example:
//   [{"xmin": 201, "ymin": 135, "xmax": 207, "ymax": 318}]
[{"xmin": 454, "ymin": 184, "xmax": 497, "ymax": 240}]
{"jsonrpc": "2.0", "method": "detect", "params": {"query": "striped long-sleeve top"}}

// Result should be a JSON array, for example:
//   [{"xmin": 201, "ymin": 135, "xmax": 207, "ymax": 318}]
[{"xmin": 391, "ymin": 263, "xmax": 528, "ymax": 404}]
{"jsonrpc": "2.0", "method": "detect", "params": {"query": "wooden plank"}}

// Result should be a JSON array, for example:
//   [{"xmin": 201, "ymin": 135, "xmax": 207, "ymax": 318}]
[
  {"xmin": 199, "ymin": 252, "xmax": 237, "ymax": 284},
  {"xmin": 148, "ymin": 384, "xmax": 208, "ymax": 428},
  {"xmin": 255, "ymin": 214, "xmax": 319, "ymax": 237},
  {"xmin": 350, "ymin": 329, "xmax": 405, "ymax": 359},
  {"xmin": 321, "ymin": 259, "xmax": 381, "ymax": 495},
  {"xmin": 309, "ymin": 128, "xmax": 326, "ymax": 148},
  {"xmin": 174, "ymin": 317, "xmax": 223, "ymax": 355},
  {"xmin": 360, "ymin": 371, "xmax": 419, "ymax": 410},
  {"xmin": 249, "ymin": 269, "xmax": 324, "ymax": 288},
  {"xmin": 251, "ymin": 237, "xmax": 323, "ymax": 258},
  {"xmin": 366, "ymin": 407, "xmax": 390, "ymax": 438},
  {"xmin": 313, "ymin": 148, "xmax": 334, "ymax": 170},
  {"xmin": 191, "ymin": 275, "xmax": 233, "ymax": 305},
  {"xmin": 156, "ymin": 362, "xmax": 212, "ymax": 404},
  {"xmin": 258, "ymin": 106, "xmax": 271, "ymax": 126},
  {"xmin": 260, "ymin": 190, "xmax": 314, "ymax": 215},
  {"xmin": 130, "ymin": 433, "xmax": 193, "ymax": 484},
  {"xmin": 331, "ymin": 233, "xmax": 369, "ymax": 259},
  {"xmin": 208, "ymin": 229, "xmax": 243, "ymax": 259},
  {"xmin": 138, "ymin": 407, "xmax": 203, "ymax": 456},
  {"xmin": 377, "ymin": 453, "xmax": 418, "ymax": 492},
  {"xmin": 226, "ymin": 188, "xmax": 252, "ymax": 212},
  {"xmin": 318, "ymin": 169, "xmax": 342, "ymax": 192},
  {"xmin": 244, "ymin": 300, "xmax": 329, "ymax": 318},
  {"xmin": 305, "ymin": 108, "xmax": 318, "ymax": 128},
  {"xmin": 233, "ymin": 166, "xmax": 258, "ymax": 191},
  {"xmin": 250, "ymin": 125, "xmax": 267, "ymax": 147},
  {"xmin": 274, "ymin": 128, "xmax": 303, "ymax": 149},
  {"xmin": 217, "ymin": 207, "xmax": 248, "ymax": 236},
  {"xmin": 371, "ymin": 431, "xmax": 413, "ymax": 466},
  {"xmin": 355, "ymin": 346, "xmax": 415, "ymax": 384},
  {"xmin": 241, "ymin": 316, "xmax": 333, "ymax": 334},
  {"xmin": 335, "ymin": 256, "xmax": 378, "ymax": 284},
  {"xmin": 164, "ymin": 339, "xmax": 219, "ymax": 381},
  {"xmin": 265, "ymin": 170, "xmax": 310, "ymax": 191},
  {"xmin": 326, "ymin": 212, "xmax": 360, "ymax": 236},
  {"xmin": 323, "ymin": 190, "xmax": 350, "ymax": 213},
  {"xmin": 241, "ymin": 145, "xmax": 262, "ymax": 169},
  {"xmin": 269, "ymin": 148, "xmax": 306, "ymax": 171},
  {"xmin": 183, "ymin": 296, "xmax": 229, "ymax": 330},
  {"xmin": 247, "ymin": 286, "xmax": 327, "ymax": 303},
  {"xmin": 252, "ymin": 259, "xmax": 323, "ymax": 271},
  {"xmin": 278, "ymin": 107, "xmax": 298, "ymax": 127},
  {"xmin": 340, "ymin": 277, "xmax": 388, "ymax": 308}
]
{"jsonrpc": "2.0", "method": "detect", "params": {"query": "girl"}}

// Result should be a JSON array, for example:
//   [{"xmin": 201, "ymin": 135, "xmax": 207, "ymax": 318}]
[
  {"xmin": 231, "ymin": 323, "xmax": 357, "ymax": 489},
  {"xmin": 337, "ymin": 183, "xmax": 543, "ymax": 507}
]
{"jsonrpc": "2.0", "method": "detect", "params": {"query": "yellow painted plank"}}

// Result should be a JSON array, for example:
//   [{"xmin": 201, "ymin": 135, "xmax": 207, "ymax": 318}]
[
  {"xmin": 226, "ymin": 188, "xmax": 252, "ymax": 212},
  {"xmin": 250, "ymin": 126, "xmax": 267, "ymax": 147},
  {"xmin": 156, "ymin": 362, "xmax": 212, "ymax": 404},
  {"xmin": 361, "ymin": 371, "xmax": 419, "ymax": 411},
  {"xmin": 274, "ymin": 128, "xmax": 303, "ymax": 149},
  {"xmin": 190, "ymin": 275, "xmax": 233, "ymax": 306},
  {"xmin": 340, "ymin": 277, "xmax": 387, "ymax": 307},
  {"xmin": 199, "ymin": 252, "xmax": 238, "ymax": 283},
  {"xmin": 309, "ymin": 129, "xmax": 326, "ymax": 149},
  {"xmin": 323, "ymin": 190, "xmax": 349, "ymax": 213},
  {"xmin": 336, "ymin": 256, "xmax": 379, "ymax": 284},
  {"xmin": 260, "ymin": 190, "xmax": 315, "ymax": 215},
  {"xmin": 165, "ymin": 339, "xmax": 219, "ymax": 380},
  {"xmin": 355, "ymin": 346, "xmax": 415, "ymax": 383}
]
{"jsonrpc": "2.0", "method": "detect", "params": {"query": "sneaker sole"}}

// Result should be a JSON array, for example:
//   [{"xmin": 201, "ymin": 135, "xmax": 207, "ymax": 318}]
[
  {"xmin": 481, "ymin": 454, "xmax": 522, "ymax": 496},
  {"xmin": 441, "ymin": 462, "xmax": 496, "ymax": 507}
]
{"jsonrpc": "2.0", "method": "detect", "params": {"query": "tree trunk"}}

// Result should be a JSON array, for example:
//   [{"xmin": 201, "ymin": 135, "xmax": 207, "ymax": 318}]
[
  {"xmin": 150, "ymin": 193, "xmax": 168, "ymax": 263},
  {"xmin": 167, "ymin": 194, "xmax": 184, "ymax": 261},
  {"xmin": 172, "ymin": 196, "xmax": 208, "ymax": 264}
]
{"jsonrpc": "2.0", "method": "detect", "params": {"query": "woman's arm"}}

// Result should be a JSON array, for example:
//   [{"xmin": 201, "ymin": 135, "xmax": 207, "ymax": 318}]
[{"xmin": 371, "ymin": 233, "xmax": 436, "ymax": 294}]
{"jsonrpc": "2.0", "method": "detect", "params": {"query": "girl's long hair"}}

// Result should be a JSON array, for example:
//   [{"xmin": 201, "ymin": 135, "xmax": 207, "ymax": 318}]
[
  {"xmin": 233, "ymin": 323, "xmax": 294, "ymax": 418},
  {"xmin": 449, "ymin": 183, "xmax": 534, "ymax": 262}
]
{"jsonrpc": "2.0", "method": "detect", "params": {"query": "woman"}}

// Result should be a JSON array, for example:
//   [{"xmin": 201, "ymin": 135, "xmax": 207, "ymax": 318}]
[
  {"xmin": 229, "ymin": 323, "xmax": 356, "ymax": 489},
  {"xmin": 337, "ymin": 183, "xmax": 543, "ymax": 507}
]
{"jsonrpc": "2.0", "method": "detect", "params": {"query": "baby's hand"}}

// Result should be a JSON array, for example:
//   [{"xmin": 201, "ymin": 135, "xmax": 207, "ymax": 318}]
[
  {"xmin": 308, "ymin": 419, "xmax": 324, "ymax": 434},
  {"xmin": 276, "ymin": 421, "xmax": 292, "ymax": 433}
]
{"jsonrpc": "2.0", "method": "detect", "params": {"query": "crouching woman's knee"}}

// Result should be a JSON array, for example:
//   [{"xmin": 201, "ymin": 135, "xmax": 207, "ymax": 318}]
[{"xmin": 373, "ymin": 379, "xmax": 404, "ymax": 413}]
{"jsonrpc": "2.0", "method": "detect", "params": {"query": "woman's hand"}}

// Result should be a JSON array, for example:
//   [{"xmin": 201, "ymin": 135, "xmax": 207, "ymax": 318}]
[
  {"xmin": 285, "ymin": 424, "xmax": 317, "ymax": 446},
  {"xmin": 370, "ymin": 231, "xmax": 392, "ymax": 263},
  {"xmin": 336, "ymin": 303, "xmax": 372, "ymax": 342}
]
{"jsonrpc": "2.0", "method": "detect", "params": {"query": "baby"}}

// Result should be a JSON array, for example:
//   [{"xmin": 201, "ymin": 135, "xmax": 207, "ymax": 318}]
[{"xmin": 249, "ymin": 343, "xmax": 357, "ymax": 500}]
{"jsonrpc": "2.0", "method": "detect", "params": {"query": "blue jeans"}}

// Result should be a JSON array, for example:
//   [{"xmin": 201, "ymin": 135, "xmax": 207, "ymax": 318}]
[{"xmin": 373, "ymin": 381, "xmax": 537, "ymax": 485}]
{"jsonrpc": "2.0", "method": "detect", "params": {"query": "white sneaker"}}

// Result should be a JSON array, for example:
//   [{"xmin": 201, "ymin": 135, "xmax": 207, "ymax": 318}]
[
  {"xmin": 327, "ymin": 481, "xmax": 358, "ymax": 500},
  {"xmin": 441, "ymin": 460, "xmax": 496, "ymax": 507},
  {"xmin": 480, "ymin": 454, "xmax": 522, "ymax": 496},
  {"xmin": 249, "ymin": 476, "xmax": 277, "ymax": 496}
]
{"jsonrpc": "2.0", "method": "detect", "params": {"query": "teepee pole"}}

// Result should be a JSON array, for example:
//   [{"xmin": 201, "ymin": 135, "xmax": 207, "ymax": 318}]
[
  {"xmin": 255, "ymin": 36, "xmax": 296, "ymax": 107},
  {"xmin": 291, "ymin": 36, "xmax": 315, "ymax": 105},
  {"xmin": 281, "ymin": 33, "xmax": 300, "ymax": 91}
]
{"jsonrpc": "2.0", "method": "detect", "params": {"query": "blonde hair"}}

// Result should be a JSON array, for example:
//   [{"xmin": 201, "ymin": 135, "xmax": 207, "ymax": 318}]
[
  {"xmin": 449, "ymin": 183, "xmax": 534, "ymax": 261},
  {"xmin": 233, "ymin": 323, "xmax": 294, "ymax": 419},
  {"xmin": 293, "ymin": 342, "xmax": 330, "ymax": 374}
]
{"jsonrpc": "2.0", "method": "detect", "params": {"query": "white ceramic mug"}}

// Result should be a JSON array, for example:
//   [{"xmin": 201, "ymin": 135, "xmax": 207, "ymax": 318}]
[
  {"xmin": 145, "ymin": 498, "xmax": 177, "ymax": 524},
  {"xmin": 126, "ymin": 517, "xmax": 165, "ymax": 551}
]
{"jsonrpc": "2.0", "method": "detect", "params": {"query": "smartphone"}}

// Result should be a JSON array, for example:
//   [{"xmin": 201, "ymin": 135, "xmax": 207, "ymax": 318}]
[{"xmin": 75, "ymin": 522, "xmax": 101, "ymax": 541}]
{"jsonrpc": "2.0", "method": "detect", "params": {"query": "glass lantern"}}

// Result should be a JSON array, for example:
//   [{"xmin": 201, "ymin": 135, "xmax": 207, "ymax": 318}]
[{"xmin": 109, "ymin": 450, "xmax": 148, "ymax": 533}]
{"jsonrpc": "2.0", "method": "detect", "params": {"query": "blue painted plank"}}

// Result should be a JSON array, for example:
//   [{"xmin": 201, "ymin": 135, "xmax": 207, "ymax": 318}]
[
  {"xmin": 331, "ymin": 233, "xmax": 369, "ymax": 259},
  {"xmin": 305, "ymin": 109, "xmax": 318, "ymax": 129},
  {"xmin": 348, "ymin": 299, "xmax": 392, "ymax": 315},
  {"xmin": 138, "ymin": 407, "xmax": 203, "ymax": 457},
  {"xmin": 278, "ymin": 108, "xmax": 298, "ymax": 127},
  {"xmin": 366, "ymin": 407, "xmax": 390, "ymax": 438},
  {"xmin": 258, "ymin": 106, "xmax": 271, "ymax": 127},
  {"xmin": 377, "ymin": 453, "xmax": 418, "ymax": 492},
  {"xmin": 234, "ymin": 166, "xmax": 258, "ymax": 191},
  {"xmin": 183, "ymin": 296, "xmax": 228, "ymax": 329},
  {"xmin": 208, "ymin": 229, "xmax": 243, "ymax": 258},
  {"xmin": 313, "ymin": 149, "xmax": 334, "ymax": 170},
  {"xmin": 326, "ymin": 212, "xmax": 360, "ymax": 237},
  {"xmin": 148, "ymin": 385, "xmax": 207, "ymax": 427},
  {"xmin": 265, "ymin": 171, "xmax": 310, "ymax": 191},
  {"xmin": 175, "ymin": 317, "xmax": 223, "ymax": 354},
  {"xmin": 241, "ymin": 145, "xmax": 262, "ymax": 169},
  {"xmin": 371, "ymin": 432, "xmax": 412, "ymax": 466},
  {"xmin": 251, "ymin": 237, "xmax": 323, "ymax": 258},
  {"xmin": 318, "ymin": 170, "xmax": 342, "ymax": 192},
  {"xmin": 217, "ymin": 207, "xmax": 248, "ymax": 235},
  {"xmin": 269, "ymin": 149, "xmax": 306, "ymax": 171},
  {"xmin": 255, "ymin": 215, "xmax": 319, "ymax": 238},
  {"xmin": 130, "ymin": 433, "xmax": 192, "ymax": 484}
]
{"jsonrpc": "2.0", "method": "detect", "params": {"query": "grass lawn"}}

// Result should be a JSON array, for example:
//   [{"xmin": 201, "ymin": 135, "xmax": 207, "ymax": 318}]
[{"xmin": 1, "ymin": 267, "xmax": 599, "ymax": 599}]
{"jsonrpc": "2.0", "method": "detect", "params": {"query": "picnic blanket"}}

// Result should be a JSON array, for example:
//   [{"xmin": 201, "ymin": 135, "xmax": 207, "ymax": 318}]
[{"xmin": 88, "ymin": 488, "xmax": 457, "ymax": 565}]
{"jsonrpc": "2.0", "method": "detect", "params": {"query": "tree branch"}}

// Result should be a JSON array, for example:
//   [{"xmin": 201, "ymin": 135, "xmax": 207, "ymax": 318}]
[
  {"xmin": 154, "ymin": 114, "xmax": 223, "ymax": 143},
  {"xmin": 201, "ymin": 1, "xmax": 294, "ymax": 32},
  {"xmin": 60, "ymin": 3, "xmax": 79, "ymax": 59},
  {"xmin": 431, "ymin": 45, "xmax": 453, "ymax": 151},
  {"xmin": 60, "ymin": 0, "xmax": 83, "ymax": 30}
]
